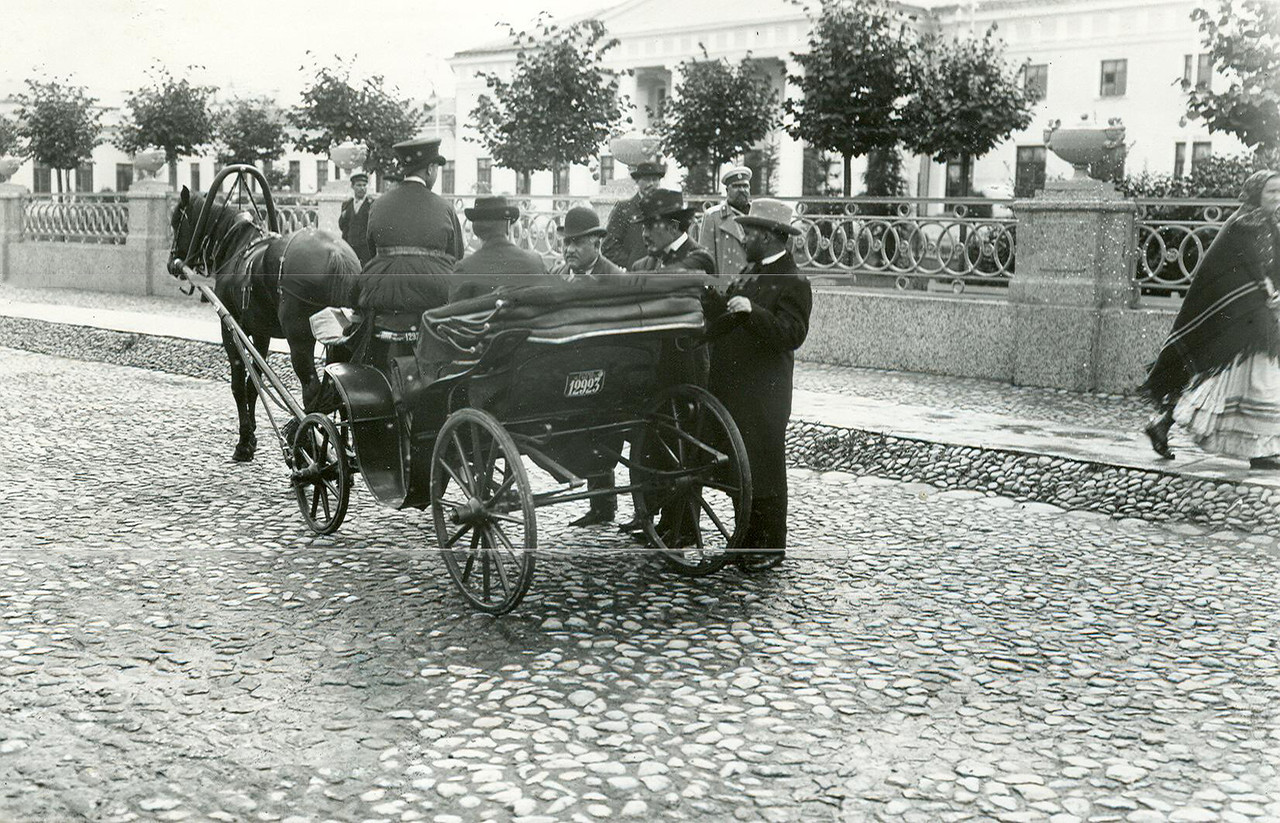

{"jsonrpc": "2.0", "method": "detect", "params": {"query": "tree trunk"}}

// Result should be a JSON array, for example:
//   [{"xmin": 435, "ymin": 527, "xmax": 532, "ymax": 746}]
[
  {"xmin": 842, "ymin": 154, "xmax": 852, "ymax": 197},
  {"xmin": 56, "ymin": 169, "xmax": 64, "ymax": 194}
]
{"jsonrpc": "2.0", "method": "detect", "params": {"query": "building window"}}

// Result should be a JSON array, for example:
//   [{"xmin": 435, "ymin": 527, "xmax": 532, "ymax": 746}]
[
  {"xmin": 116, "ymin": 163, "xmax": 133, "ymax": 192},
  {"xmin": 600, "ymin": 156, "xmax": 614, "ymax": 186},
  {"xmin": 476, "ymin": 158, "xmax": 492, "ymax": 194},
  {"xmin": 552, "ymin": 164, "xmax": 570, "ymax": 195},
  {"xmin": 1183, "ymin": 54, "xmax": 1194, "ymax": 86},
  {"xmin": 1100, "ymin": 59, "xmax": 1127, "ymax": 97},
  {"xmin": 1014, "ymin": 146, "xmax": 1047, "ymax": 198},
  {"xmin": 945, "ymin": 155, "xmax": 973, "ymax": 198},
  {"xmin": 441, "ymin": 161, "xmax": 455, "ymax": 195},
  {"xmin": 190, "ymin": 162, "xmax": 201, "ymax": 194},
  {"xmin": 1196, "ymin": 53, "xmax": 1212, "ymax": 92},
  {"xmin": 1173, "ymin": 142, "xmax": 1187, "ymax": 178},
  {"xmin": 287, "ymin": 160, "xmax": 301, "ymax": 192},
  {"xmin": 75, "ymin": 163, "xmax": 94, "ymax": 193},
  {"xmin": 316, "ymin": 160, "xmax": 329, "ymax": 190},
  {"xmin": 1191, "ymin": 141, "xmax": 1212, "ymax": 174},
  {"xmin": 33, "ymin": 163, "xmax": 52, "ymax": 194},
  {"xmin": 1023, "ymin": 64, "xmax": 1048, "ymax": 101},
  {"xmin": 516, "ymin": 171, "xmax": 531, "ymax": 196}
]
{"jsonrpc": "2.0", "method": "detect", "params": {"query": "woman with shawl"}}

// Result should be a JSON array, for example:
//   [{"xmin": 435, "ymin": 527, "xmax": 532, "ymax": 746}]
[{"xmin": 1142, "ymin": 169, "xmax": 1280, "ymax": 469}]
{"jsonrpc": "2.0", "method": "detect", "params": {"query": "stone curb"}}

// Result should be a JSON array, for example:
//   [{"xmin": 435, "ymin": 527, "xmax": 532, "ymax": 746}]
[{"xmin": 4, "ymin": 314, "xmax": 1277, "ymax": 537}]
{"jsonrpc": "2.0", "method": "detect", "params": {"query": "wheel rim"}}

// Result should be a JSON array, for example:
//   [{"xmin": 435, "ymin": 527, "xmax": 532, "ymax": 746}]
[
  {"xmin": 431, "ymin": 409, "xmax": 536, "ymax": 615},
  {"xmin": 291, "ymin": 413, "xmax": 350, "ymax": 535},
  {"xmin": 631, "ymin": 385, "xmax": 751, "ymax": 576}
]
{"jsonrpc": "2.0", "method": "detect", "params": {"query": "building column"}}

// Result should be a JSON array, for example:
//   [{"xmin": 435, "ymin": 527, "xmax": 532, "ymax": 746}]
[
  {"xmin": 776, "ymin": 58, "xmax": 804, "ymax": 197},
  {"xmin": 1008, "ymin": 179, "xmax": 1138, "ymax": 391}
]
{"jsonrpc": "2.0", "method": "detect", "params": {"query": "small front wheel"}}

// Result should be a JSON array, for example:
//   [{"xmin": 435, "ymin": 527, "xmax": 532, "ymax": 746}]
[
  {"xmin": 431, "ymin": 408, "xmax": 536, "ymax": 615},
  {"xmin": 290, "ymin": 413, "xmax": 351, "ymax": 534}
]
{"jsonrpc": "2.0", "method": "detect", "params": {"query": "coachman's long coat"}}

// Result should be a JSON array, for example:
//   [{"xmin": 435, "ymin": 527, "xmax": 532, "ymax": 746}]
[{"xmin": 706, "ymin": 251, "xmax": 812, "ymax": 498}]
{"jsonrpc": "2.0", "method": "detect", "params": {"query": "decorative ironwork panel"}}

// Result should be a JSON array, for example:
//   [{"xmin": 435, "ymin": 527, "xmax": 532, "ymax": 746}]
[
  {"xmin": 276, "ymin": 202, "xmax": 320, "ymax": 236},
  {"xmin": 21, "ymin": 193, "xmax": 129, "ymax": 245},
  {"xmin": 452, "ymin": 195, "xmax": 594, "ymax": 267},
  {"xmin": 1134, "ymin": 198, "xmax": 1238, "ymax": 294}
]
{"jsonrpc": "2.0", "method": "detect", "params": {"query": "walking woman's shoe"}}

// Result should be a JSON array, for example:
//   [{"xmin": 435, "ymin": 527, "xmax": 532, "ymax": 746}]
[
  {"xmin": 1144, "ymin": 416, "xmax": 1174, "ymax": 459},
  {"xmin": 1249, "ymin": 456, "xmax": 1280, "ymax": 470}
]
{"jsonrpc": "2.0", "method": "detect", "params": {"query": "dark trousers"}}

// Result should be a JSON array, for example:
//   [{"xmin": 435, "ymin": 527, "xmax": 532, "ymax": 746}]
[
  {"xmin": 587, "ymin": 471, "xmax": 616, "ymax": 517},
  {"xmin": 741, "ymin": 495, "xmax": 788, "ymax": 550}
]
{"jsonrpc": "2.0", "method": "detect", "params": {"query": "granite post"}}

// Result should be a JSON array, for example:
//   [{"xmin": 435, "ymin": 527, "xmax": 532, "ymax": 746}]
[
  {"xmin": 127, "ymin": 178, "xmax": 176, "ymax": 295},
  {"xmin": 1008, "ymin": 178, "xmax": 1138, "ymax": 391},
  {"xmin": 0, "ymin": 183, "xmax": 25, "ymax": 282}
]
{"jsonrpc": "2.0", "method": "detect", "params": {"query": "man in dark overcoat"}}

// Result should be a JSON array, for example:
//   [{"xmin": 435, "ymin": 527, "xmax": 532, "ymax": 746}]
[
  {"xmin": 602, "ymin": 159, "xmax": 665, "ymax": 269},
  {"xmin": 449, "ymin": 196, "xmax": 549, "ymax": 301},
  {"xmin": 705, "ymin": 198, "xmax": 812, "ymax": 564},
  {"xmin": 338, "ymin": 171, "xmax": 375, "ymax": 266}
]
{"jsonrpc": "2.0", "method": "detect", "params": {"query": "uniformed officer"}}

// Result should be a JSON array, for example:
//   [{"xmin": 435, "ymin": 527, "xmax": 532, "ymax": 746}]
[
  {"xmin": 602, "ymin": 159, "xmax": 665, "ymax": 269},
  {"xmin": 450, "ymin": 195, "xmax": 549, "ymax": 301},
  {"xmin": 696, "ymin": 166, "xmax": 752, "ymax": 277},
  {"xmin": 705, "ymin": 198, "xmax": 812, "ymax": 567}
]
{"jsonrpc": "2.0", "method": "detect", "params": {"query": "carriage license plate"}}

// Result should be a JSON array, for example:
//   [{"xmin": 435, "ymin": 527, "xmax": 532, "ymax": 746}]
[{"xmin": 565, "ymin": 369, "xmax": 605, "ymax": 398}]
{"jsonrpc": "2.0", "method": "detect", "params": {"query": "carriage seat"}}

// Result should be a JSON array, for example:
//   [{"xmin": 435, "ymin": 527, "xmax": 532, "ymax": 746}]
[{"xmin": 373, "ymin": 312, "xmax": 420, "ymax": 344}]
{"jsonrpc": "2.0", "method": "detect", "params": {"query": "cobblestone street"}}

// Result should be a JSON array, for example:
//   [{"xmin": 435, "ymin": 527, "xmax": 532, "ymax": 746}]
[{"xmin": 2, "ymin": 347, "xmax": 1279, "ymax": 823}]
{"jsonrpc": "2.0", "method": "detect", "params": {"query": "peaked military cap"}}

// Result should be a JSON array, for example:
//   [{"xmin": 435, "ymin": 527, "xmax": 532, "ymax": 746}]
[{"xmin": 393, "ymin": 136, "xmax": 447, "ymax": 169}]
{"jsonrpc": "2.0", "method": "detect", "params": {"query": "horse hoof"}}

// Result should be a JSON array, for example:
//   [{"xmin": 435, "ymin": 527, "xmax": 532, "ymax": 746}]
[{"xmin": 232, "ymin": 445, "xmax": 255, "ymax": 463}]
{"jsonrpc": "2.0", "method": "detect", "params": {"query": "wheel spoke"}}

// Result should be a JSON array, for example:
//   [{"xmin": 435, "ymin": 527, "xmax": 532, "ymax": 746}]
[
  {"xmin": 318, "ymin": 486, "xmax": 331, "ymax": 520},
  {"xmin": 488, "ymin": 512, "xmax": 525, "ymax": 525},
  {"xmin": 483, "ymin": 472, "xmax": 517, "ymax": 508},
  {"xmin": 440, "ymin": 459, "xmax": 469, "ymax": 493},
  {"xmin": 698, "ymin": 495, "xmax": 733, "ymax": 541},
  {"xmin": 481, "ymin": 550, "xmax": 491, "ymax": 599},
  {"xmin": 701, "ymin": 480, "xmax": 741, "ymax": 496},
  {"xmin": 688, "ymin": 497, "xmax": 704, "ymax": 551},
  {"xmin": 451, "ymin": 431, "xmax": 475, "ymax": 490},
  {"xmin": 444, "ymin": 523, "xmax": 472, "ymax": 548},
  {"xmin": 469, "ymin": 423, "xmax": 490, "ymax": 498},
  {"xmin": 310, "ymin": 485, "xmax": 321, "ymax": 518},
  {"xmin": 483, "ymin": 527, "xmax": 512, "ymax": 596}
]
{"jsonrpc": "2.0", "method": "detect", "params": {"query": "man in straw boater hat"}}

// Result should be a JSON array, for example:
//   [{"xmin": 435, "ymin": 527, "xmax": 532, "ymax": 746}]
[
  {"xmin": 449, "ymin": 195, "xmax": 549, "ymax": 301},
  {"xmin": 602, "ymin": 158, "xmax": 666, "ymax": 269},
  {"xmin": 705, "ymin": 198, "xmax": 812, "ymax": 568},
  {"xmin": 696, "ymin": 165, "xmax": 753, "ymax": 277},
  {"xmin": 348, "ymin": 136, "xmax": 464, "ymax": 315},
  {"xmin": 338, "ymin": 171, "xmax": 375, "ymax": 266}
]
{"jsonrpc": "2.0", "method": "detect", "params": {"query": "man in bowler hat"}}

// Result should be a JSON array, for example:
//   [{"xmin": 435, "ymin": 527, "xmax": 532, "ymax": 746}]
[
  {"xmin": 338, "ymin": 171, "xmax": 375, "ymax": 267},
  {"xmin": 602, "ymin": 159, "xmax": 665, "ymax": 269},
  {"xmin": 450, "ymin": 196, "xmax": 548, "ymax": 302},
  {"xmin": 705, "ymin": 198, "xmax": 812, "ymax": 566},
  {"xmin": 696, "ymin": 166, "xmax": 752, "ymax": 277}
]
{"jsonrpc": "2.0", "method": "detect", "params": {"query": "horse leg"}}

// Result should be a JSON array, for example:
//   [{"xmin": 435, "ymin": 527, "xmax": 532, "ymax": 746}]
[{"xmin": 225, "ymin": 327, "xmax": 257, "ymax": 463}]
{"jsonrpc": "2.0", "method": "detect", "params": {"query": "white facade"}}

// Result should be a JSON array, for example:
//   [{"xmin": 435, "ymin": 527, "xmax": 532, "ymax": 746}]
[{"xmin": 446, "ymin": 0, "xmax": 1247, "ymax": 198}]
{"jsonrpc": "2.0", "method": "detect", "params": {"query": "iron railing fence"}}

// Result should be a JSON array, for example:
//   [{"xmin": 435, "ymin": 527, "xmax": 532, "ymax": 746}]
[
  {"xmin": 22, "ymin": 193, "xmax": 129, "ymax": 245},
  {"xmin": 276, "ymin": 202, "xmax": 321, "ymax": 236},
  {"xmin": 1134, "ymin": 197, "xmax": 1239, "ymax": 297},
  {"xmin": 451, "ymin": 195, "xmax": 594, "ymax": 267}
]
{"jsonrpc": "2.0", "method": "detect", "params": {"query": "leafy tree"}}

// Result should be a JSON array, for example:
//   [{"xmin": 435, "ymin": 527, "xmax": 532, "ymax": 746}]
[
  {"xmin": 115, "ymin": 67, "xmax": 216, "ymax": 185},
  {"xmin": 0, "ymin": 113, "xmax": 19, "ymax": 157},
  {"xmin": 216, "ymin": 97, "xmax": 288, "ymax": 167},
  {"xmin": 470, "ymin": 17, "xmax": 627, "ymax": 185},
  {"xmin": 291, "ymin": 57, "xmax": 424, "ymax": 181},
  {"xmin": 901, "ymin": 28, "xmax": 1035, "ymax": 184},
  {"xmin": 656, "ymin": 53, "xmax": 778, "ymax": 194},
  {"xmin": 1184, "ymin": 0, "xmax": 1280, "ymax": 156},
  {"xmin": 13, "ymin": 78, "xmax": 103, "ymax": 193},
  {"xmin": 784, "ymin": 0, "xmax": 918, "ymax": 196}
]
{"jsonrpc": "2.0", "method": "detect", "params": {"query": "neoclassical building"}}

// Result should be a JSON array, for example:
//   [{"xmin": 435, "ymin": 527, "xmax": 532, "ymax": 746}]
[{"xmin": 446, "ymin": 0, "xmax": 1247, "ymax": 199}]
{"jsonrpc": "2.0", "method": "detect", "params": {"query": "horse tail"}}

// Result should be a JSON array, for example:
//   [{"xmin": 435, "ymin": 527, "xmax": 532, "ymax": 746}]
[{"xmin": 278, "ymin": 228, "xmax": 363, "ymax": 308}]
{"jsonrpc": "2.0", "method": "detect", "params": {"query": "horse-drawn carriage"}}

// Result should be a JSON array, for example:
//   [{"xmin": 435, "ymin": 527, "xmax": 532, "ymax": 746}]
[{"xmin": 170, "ymin": 166, "xmax": 753, "ymax": 614}]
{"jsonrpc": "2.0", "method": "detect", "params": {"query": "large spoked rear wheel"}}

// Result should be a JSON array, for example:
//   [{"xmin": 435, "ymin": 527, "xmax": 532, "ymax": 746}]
[
  {"xmin": 630, "ymin": 384, "xmax": 752, "ymax": 577},
  {"xmin": 431, "ymin": 408, "xmax": 536, "ymax": 615},
  {"xmin": 290, "ymin": 413, "xmax": 351, "ymax": 535}
]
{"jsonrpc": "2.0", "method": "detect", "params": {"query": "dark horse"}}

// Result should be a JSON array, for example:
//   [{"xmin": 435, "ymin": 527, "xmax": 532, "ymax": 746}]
[{"xmin": 170, "ymin": 185, "xmax": 361, "ymax": 462}]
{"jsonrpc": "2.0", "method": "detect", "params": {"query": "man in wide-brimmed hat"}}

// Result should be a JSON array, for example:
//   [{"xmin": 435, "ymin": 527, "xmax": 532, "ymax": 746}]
[
  {"xmin": 338, "ymin": 171, "xmax": 375, "ymax": 266},
  {"xmin": 696, "ymin": 165, "xmax": 753, "ymax": 278},
  {"xmin": 602, "ymin": 158, "xmax": 666, "ymax": 269},
  {"xmin": 552, "ymin": 206, "xmax": 626, "ymax": 281},
  {"xmin": 450, "ymin": 195, "xmax": 549, "ymax": 302},
  {"xmin": 705, "ymin": 198, "xmax": 811, "ymax": 567},
  {"xmin": 628, "ymin": 188, "xmax": 716, "ymax": 276}
]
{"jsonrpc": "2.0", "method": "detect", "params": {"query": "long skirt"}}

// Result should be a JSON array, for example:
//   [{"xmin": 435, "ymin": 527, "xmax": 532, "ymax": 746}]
[{"xmin": 1174, "ymin": 352, "xmax": 1280, "ymax": 459}]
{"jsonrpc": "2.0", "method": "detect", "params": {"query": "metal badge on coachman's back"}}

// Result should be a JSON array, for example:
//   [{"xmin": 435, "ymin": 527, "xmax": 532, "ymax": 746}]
[{"xmin": 565, "ymin": 369, "xmax": 605, "ymax": 398}]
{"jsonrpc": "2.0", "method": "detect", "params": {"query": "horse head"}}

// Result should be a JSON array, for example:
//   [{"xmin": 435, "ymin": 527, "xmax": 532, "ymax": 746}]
[{"xmin": 169, "ymin": 186, "xmax": 202, "ymax": 276}]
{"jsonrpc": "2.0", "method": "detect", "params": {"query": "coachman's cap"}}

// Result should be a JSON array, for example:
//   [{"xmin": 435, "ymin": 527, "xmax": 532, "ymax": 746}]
[
  {"xmin": 631, "ymin": 188, "xmax": 697, "ymax": 223},
  {"xmin": 558, "ymin": 206, "xmax": 608, "ymax": 240},
  {"xmin": 393, "ymin": 136, "xmax": 447, "ymax": 170},
  {"xmin": 736, "ymin": 198, "xmax": 801, "ymax": 236},
  {"xmin": 629, "ymin": 160, "xmax": 667, "ymax": 179},
  {"xmin": 349, "ymin": 172, "xmax": 369, "ymax": 184},
  {"xmin": 465, "ymin": 195, "xmax": 521, "ymax": 222},
  {"xmin": 721, "ymin": 166, "xmax": 752, "ymax": 186}
]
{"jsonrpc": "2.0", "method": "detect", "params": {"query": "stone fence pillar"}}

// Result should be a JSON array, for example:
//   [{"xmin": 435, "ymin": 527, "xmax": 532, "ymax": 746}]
[
  {"xmin": 126, "ymin": 179, "xmax": 177, "ymax": 295},
  {"xmin": 0, "ymin": 183, "xmax": 26, "ymax": 283},
  {"xmin": 1008, "ymin": 179, "xmax": 1138, "ymax": 391},
  {"xmin": 316, "ymin": 180, "xmax": 347, "ymax": 235}
]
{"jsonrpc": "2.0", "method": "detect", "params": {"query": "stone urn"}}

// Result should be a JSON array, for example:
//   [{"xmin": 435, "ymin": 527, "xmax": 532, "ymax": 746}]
[
  {"xmin": 0, "ymin": 155, "xmax": 21, "ymax": 183},
  {"xmin": 1044, "ymin": 115, "xmax": 1126, "ymax": 181},
  {"xmin": 608, "ymin": 133, "xmax": 662, "ymax": 170},
  {"xmin": 330, "ymin": 141, "xmax": 369, "ymax": 176}
]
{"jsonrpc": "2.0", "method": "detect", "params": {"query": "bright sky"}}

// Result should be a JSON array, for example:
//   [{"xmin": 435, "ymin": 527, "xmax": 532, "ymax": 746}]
[{"xmin": 4, "ymin": 0, "xmax": 613, "ymax": 107}]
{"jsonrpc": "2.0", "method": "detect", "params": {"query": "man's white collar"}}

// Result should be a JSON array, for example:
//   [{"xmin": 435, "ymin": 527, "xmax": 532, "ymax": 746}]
[
  {"xmin": 760, "ymin": 249, "xmax": 786, "ymax": 266},
  {"xmin": 665, "ymin": 234, "xmax": 689, "ymax": 254},
  {"xmin": 404, "ymin": 175, "xmax": 428, "ymax": 186}
]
